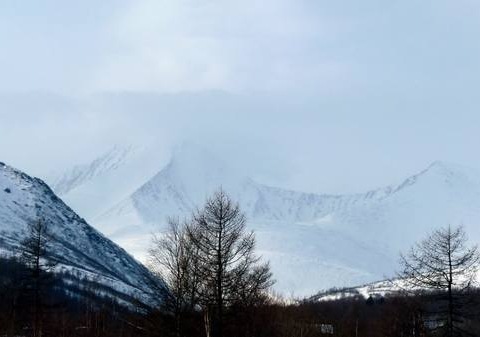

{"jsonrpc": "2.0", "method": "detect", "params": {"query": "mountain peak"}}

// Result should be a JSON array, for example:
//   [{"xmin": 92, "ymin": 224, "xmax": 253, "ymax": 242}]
[
  {"xmin": 163, "ymin": 143, "xmax": 248, "ymax": 194},
  {"xmin": 421, "ymin": 160, "xmax": 480, "ymax": 182},
  {"xmin": 169, "ymin": 142, "xmax": 224, "ymax": 172},
  {"xmin": 389, "ymin": 160, "xmax": 480, "ymax": 197},
  {"xmin": 426, "ymin": 160, "xmax": 460, "ymax": 172},
  {"xmin": 51, "ymin": 145, "xmax": 136, "ymax": 195}
]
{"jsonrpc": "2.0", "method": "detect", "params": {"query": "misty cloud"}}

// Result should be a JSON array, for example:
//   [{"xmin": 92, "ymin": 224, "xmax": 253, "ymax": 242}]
[{"xmin": 1, "ymin": 1, "xmax": 480, "ymax": 194}]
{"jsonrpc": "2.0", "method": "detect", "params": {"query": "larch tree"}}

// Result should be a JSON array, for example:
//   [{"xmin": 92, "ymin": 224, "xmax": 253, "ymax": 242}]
[
  {"xmin": 148, "ymin": 217, "xmax": 201, "ymax": 337},
  {"xmin": 187, "ymin": 189, "xmax": 273, "ymax": 337},
  {"xmin": 148, "ymin": 190, "xmax": 274, "ymax": 337},
  {"xmin": 19, "ymin": 217, "xmax": 57, "ymax": 337},
  {"xmin": 399, "ymin": 225, "xmax": 479, "ymax": 337}
]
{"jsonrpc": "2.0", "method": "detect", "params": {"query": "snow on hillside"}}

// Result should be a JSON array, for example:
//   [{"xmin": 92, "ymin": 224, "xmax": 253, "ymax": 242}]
[
  {"xmin": 312, "ymin": 271, "xmax": 480, "ymax": 302},
  {"xmin": 90, "ymin": 145, "xmax": 396, "ymax": 295},
  {"xmin": 50, "ymin": 144, "xmax": 480, "ymax": 296},
  {"xmin": 310, "ymin": 278, "xmax": 412, "ymax": 302},
  {"xmin": 48, "ymin": 145, "xmax": 169, "ymax": 221},
  {"xmin": 0, "ymin": 161, "xmax": 162, "ymax": 305},
  {"xmin": 51, "ymin": 146, "xmax": 135, "ymax": 195}
]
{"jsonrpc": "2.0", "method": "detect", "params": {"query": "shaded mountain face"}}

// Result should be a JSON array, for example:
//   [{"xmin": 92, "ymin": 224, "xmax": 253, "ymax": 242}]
[
  {"xmin": 0, "ymin": 162, "xmax": 161, "ymax": 306},
  {"xmin": 50, "ymin": 144, "xmax": 480, "ymax": 296}
]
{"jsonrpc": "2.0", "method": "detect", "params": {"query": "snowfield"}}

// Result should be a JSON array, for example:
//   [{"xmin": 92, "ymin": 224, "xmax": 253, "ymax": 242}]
[{"xmin": 48, "ymin": 144, "xmax": 480, "ymax": 296}]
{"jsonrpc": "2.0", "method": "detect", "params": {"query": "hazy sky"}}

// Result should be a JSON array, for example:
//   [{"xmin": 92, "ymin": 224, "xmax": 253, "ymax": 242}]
[{"xmin": 1, "ymin": 0, "xmax": 480, "ymax": 194}]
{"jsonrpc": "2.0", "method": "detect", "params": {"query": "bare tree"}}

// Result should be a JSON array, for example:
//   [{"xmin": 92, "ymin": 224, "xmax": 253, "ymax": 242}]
[
  {"xmin": 235, "ymin": 262, "xmax": 273, "ymax": 307},
  {"xmin": 19, "ymin": 218, "xmax": 57, "ymax": 337},
  {"xmin": 399, "ymin": 225, "xmax": 479, "ymax": 337},
  {"xmin": 187, "ymin": 189, "xmax": 274, "ymax": 337},
  {"xmin": 148, "ymin": 218, "xmax": 201, "ymax": 337},
  {"xmin": 148, "ymin": 190, "xmax": 274, "ymax": 337}
]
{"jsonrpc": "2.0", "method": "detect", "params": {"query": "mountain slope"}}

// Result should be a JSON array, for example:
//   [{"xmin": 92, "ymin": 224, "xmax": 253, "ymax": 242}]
[
  {"xmin": 0, "ymin": 161, "xmax": 162, "ymax": 305},
  {"xmin": 51, "ymin": 145, "xmax": 480, "ymax": 296},
  {"xmin": 48, "ymin": 144, "xmax": 169, "ymax": 221},
  {"xmin": 92, "ymin": 146, "xmax": 397, "ymax": 295}
]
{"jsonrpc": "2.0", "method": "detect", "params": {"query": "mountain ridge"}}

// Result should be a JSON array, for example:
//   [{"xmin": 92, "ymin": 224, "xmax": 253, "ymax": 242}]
[
  {"xmin": 47, "ymin": 145, "xmax": 480, "ymax": 295},
  {"xmin": 0, "ymin": 161, "xmax": 162, "ymax": 306}
]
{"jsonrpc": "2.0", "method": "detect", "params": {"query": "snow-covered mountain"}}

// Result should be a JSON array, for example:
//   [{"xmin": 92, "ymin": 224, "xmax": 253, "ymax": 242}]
[
  {"xmin": 49, "ymin": 144, "xmax": 480, "ymax": 296},
  {"xmin": 49, "ymin": 144, "xmax": 171, "ymax": 221},
  {"xmin": 0, "ymin": 161, "xmax": 162, "ymax": 306},
  {"xmin": 51, "ymin": 145, "xmax": 135, "ymax": 195}
]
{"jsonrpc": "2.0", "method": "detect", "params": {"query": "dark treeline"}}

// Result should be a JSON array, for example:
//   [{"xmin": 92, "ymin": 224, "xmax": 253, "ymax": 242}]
[
  {"xmin": 0, "ymin": 256, "xmax": 144, "ymax": 337},
  {"xmin": 1, "ymin": 191, "xmax": 480, "ymax": 336},
  {"xmin": 3, "ymin": 261, "xmax": 479, "ymax": 337},
  {"xmin": 142, "ymin": 290, "xmax": 480, "ymax": 337}
]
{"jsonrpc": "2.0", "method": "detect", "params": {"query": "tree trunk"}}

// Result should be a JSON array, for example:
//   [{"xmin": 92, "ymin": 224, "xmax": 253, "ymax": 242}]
[
  {"xmin": 34, "ymin": 231, "xmax": 41, "ymax": 337},
  {"xmin": 447, "ymin": 232, "xmax": 453, "ymax": 337},
  {"xmin": 204, "ymin": 307, "xmax": 211, "ymax": 337},
  {"xmin": 448, "ymin": 282, "xmax": 453, "ymax": 337},
  {"xmin": 216, "ymin": 209, "xmax": 223, "ymax": 337},
  {"xmin": 175, "ymin": 310, "xmax": 181, "ymax": 337}
]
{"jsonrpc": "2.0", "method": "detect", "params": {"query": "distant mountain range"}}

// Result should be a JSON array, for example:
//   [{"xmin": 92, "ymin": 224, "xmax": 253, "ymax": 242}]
[
  {"xmin": 49, "ymin": 144, "xmax": 480, "ymax": 296},
  {"xmin": 0, "ymin": 161, "xmax": 162, "ymax": 306}
]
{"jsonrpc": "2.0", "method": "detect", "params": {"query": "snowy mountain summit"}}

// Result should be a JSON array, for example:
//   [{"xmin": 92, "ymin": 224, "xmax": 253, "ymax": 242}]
[
  {"xmin": 0, "ymin": 162, "xmax": 161, "ymax": 305},
  {"xmin": 50, "ymin": 145, "xmax": 480, "ymax": 296}
]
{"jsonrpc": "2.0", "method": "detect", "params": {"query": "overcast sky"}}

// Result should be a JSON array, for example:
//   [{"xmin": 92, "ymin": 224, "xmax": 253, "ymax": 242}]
[{"xmin": 1, "ymin": 0, "xmax": 480, "ymax": 194}]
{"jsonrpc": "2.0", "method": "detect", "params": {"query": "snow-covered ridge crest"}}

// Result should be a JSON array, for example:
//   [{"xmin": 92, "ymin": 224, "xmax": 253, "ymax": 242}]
[
  {"xmin": 48, "ymin": 144, "xmax": 480, "ymax": 296},
  {"xmin": 51, "ymin": 145, "xmax": 135, "ymax": 195}
]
